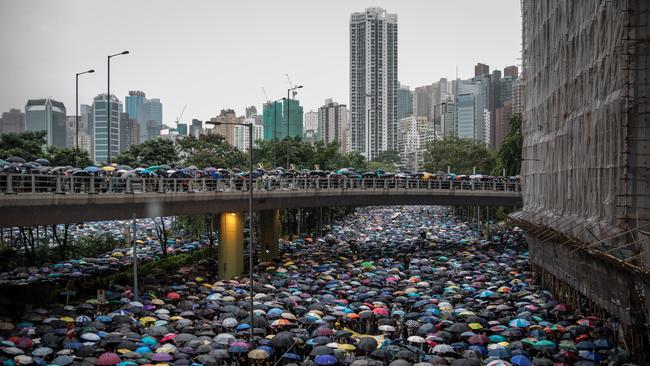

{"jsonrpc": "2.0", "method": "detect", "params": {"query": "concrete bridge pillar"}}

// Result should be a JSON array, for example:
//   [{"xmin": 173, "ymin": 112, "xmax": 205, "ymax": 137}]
[
  {"xmin": 218, "ymin": 212, "xmax": 244, "ymax": 280},
  {"xmin": 259, "ymin": 209, "xmax": 280, "ymax": 262}
]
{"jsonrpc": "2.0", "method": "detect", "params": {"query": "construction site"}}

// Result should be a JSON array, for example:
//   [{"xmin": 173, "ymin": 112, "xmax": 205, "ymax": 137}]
[{"xmin": 515, "ymin": 0, "xmax": 650, "ymax": 359}]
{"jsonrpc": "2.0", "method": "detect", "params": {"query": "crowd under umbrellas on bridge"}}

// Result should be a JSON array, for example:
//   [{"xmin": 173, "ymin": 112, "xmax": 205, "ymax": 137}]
[
  {"xmin": 0, "ymin": 158, "xmax": 521, "ymax": 195},
  {"xmin": 0, "ymin": 206, "xmax": 628, "ymax": 366}
]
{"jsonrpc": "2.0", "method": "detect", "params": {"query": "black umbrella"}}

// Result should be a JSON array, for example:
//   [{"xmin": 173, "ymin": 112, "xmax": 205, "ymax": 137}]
[
  {"xmin": 6, "ymin": 156, "xmax": 26, "ymax": 163},
  {"xmin": 356, "ymin": 337, "xmax": 378, "ymax": 353},
  {"xmin": 272, "ymin": 332, "xmax": 295, "ymax": 348}
]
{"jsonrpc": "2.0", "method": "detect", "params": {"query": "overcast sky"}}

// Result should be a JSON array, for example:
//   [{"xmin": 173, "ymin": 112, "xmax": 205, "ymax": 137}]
[{"xmin": 0, "ymin": 0, "xmax": 521, "ymax": 126}]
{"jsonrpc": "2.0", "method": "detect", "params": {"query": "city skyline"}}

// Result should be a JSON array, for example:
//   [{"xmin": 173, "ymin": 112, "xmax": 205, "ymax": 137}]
[{"xmin": 0, "ymin": 0, "xmax": 521, "ymax": 126}]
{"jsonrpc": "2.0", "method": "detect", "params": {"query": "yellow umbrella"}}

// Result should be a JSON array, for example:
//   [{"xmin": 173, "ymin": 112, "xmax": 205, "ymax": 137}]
[
  {"xmin": 338, "ymin": 344, "xmax": 356, "ymax": 351},
  {"xmin": 60, "ymin": 316, "xmax": 74, "ymax": 323},
  {"xmin": 102, "ymin": 166, "xmax": 116, "ymax": 172},
  {"xmin": 468, "ymin": 323, "xmax": 483, "ymax": 330},
  {"xmin": 140, "ymin": 317, "xmax": 156, "ymax": 325}
]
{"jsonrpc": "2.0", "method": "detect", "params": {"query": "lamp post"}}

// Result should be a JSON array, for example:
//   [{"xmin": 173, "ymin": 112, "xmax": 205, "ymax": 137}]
[
  {"xmin": 75, "ymin": 69, "xmax": 94, "ymax": 149},
  {"xmin": 272, "ymin": 97, "xmax": 286, "ymax": 168},
  {"xmin": 107, "ymin": 50, "xmax": 129, "ymax": 163},
  {"xmin": 286, "ymin": 85, "xmax": 303, "ymax": 168},
  {"xmin": 206, "ymin": 120, "xmax": 255, "ymax": 339}
]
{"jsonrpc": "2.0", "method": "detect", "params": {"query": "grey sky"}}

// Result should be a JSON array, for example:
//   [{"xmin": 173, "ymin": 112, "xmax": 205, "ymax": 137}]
[{"xmin": 0, "ymin": 0, "xmax": 521, "ymax": 126}]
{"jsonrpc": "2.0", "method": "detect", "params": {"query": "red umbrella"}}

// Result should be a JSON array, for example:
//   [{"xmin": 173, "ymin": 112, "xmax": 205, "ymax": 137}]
[
  {"xmin": 96, "ymin": 352, "xmax": 121, "ymax": 365},
  {"xmin": 166, "ymin": 292, "xmax": 181, "ymax": 300},
  {"xmin": 373, "ymin": 308, "xmax": 389, "ymax": 316}
]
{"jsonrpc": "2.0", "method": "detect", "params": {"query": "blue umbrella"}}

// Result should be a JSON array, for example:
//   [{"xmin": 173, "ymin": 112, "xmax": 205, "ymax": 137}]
[
  {"xmin": 509, "ymin": 318, "xmax": 530, "ymax": 328},
  {"xmin": 315, "ymin": 354, "xmax": 338, "ymax": 365},
  {"xmin": 83, "ymin": 166, "xmax": 100, "ymax": 173},
  {"xmin": 510, "ymin": 355, "xmax": 532, "ymax": 366},
  {"xmin": 282, "ymin": 353, "xmax": 302, "ymax": 361}
]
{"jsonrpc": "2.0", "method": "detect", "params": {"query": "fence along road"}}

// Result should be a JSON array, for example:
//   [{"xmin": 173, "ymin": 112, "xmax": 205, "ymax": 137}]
[{"xmin": 0, "ymin": 175, "xmax": 522, "ymax": 227}]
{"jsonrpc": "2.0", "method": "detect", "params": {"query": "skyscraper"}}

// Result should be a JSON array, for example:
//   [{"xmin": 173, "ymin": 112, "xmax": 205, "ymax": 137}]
[
  {"xmin": 456, "ymin": 93, "xmax": 476, "ymax": 139},
  {"xmin": 176, "ymin": 123, "xmax": 188, "ymax": 136},
  {"xmin": 140, "ymin": 98, "xmax": 163, "ymax": 141},
  {"xmin": 283, "ymin": 99, "xmax": 303, "ymax": 139},
  {"xmin": 209, "ymin": 109, "xmax": 237, "ymax": 145},
  {"xmin": 245, "ymin": 106, "xmax": 257, "ymax": 118},
  {"xmin": 25, "ymin": 98, "xmax": 67, "ymax": 147},
  {"xmin": 120, "ymin": 112, "xmax": 140, "ymax": 152},
  {"xmin": 190, "ymin": 119, "xmax": 202, "ymax": 138},
  {"xmin": 92, "ymin": 94, "xmax": 121, "ymax": 163},
  {"xmin": 234, "ymin": 118, "xmax": 263, "ymax": 151},
  {"xmin": 318, "ymin": 99, "xmax": 349, "ymax": 152},
  {"xmin": 262, "ymin": 101, "xmax": 282, "ymax": 141},
  {"xmin": 303, "ymin": 110, "xmax": 318, "ymax": 138},
  {"xmin": 475, "ymin": 63, "xmax": 490, "ymax": 77},
  {"xmin": 397, "ymin": 83, "xmax": 413, "ymax": 120},
  {"xmin": 125, "ymin": 90, "xmax": 145, "ymax": 124},
  {"xmin": 0, "ymin": 108, "xmax": 25, "ymax": 134},
  {"xmin": 350, "ymin": 7, "xmax": 398, "ymax": 160}
]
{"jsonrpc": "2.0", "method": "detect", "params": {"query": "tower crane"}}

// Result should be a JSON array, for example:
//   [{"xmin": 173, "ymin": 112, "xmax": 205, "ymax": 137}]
[
  {"xmin": 286, "ymin": 74, "xmax": 299, "ymax": 99},
  {"xmin": 175, "ymin": 104, "xmax": 187, "ymax": 125},
  {"xmin": 262, "ymin": 87, "xmax": 270, "ymax": 103}
]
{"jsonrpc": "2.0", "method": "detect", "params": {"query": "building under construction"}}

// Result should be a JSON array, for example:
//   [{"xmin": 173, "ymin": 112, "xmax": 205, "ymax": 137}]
[{"xmin": 516, "ymin": 0, "xmax": 650, "ymax": 357}]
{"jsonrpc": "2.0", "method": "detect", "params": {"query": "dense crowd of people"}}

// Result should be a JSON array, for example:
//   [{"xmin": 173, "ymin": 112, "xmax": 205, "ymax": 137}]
[{"xmin": 0, "ymin": 207, "xmax": 629, "ymax": 365}]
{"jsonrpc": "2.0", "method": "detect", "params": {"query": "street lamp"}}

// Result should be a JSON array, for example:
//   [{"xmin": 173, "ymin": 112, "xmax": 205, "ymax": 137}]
[
  {"xmin": 286, "ymin": 85, "xmax": 303, "ymax": 168},
  {"xmin": 75, "ymin": 69, "xmax": 94, "ymax": 150},
  {"xmin": 272, "ymin": 97, "xmax": 286, "ymax": 168},
  {"xmin": 107, "ymin": 50, "xmax": 129, "ymax": 163},
  {"xmin": 206, "ymin": 120, "xmax": 255, "ymax": 339}
]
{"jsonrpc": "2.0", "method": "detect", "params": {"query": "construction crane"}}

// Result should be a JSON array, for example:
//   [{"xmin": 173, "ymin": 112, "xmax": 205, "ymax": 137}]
[
  {"xmin": 286, "ymin": 74, "xmax": 299, "ymax": 99},
  {"xmin": 262, "ymin": 87, "xmax": 270, "ymax": 103},
  {"xmin": 175, "ymin": 104, "xmax": 187, "ymax": 125}
]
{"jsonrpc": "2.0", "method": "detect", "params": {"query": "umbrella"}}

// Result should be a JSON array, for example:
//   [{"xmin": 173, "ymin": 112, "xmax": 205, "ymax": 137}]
[
  {"xmin": 272, "ymin": 332, "xmax": 295, "ymax": 348},
  {"xmin": 315, "ymin": 354, "xmax": 338, "ymax": 365},
  {"xmin": 96, "ymin": 352, "xmax": 121, "ymax": 365},
  {"xmin": 6, "ymin": 156, "xmax": 27, "ymax": 163},
  {"xmin": 510, "ymin": 355, "xmax": 532, "ymax": 366},
  {"xmin": 248, "ymin": 349, "xmax": 270, "ymax": 359},
  {"xmin": 356, "ymin": 337, "xmax": 378, "ymax": 352}
]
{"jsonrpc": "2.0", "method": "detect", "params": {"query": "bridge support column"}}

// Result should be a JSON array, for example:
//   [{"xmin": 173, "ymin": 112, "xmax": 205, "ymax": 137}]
[
  {"xmin": 218, "ymin": 212, "xmax": 244, "ymax": 280},
  {"xmin": 259, "ymin": 209, "xmax": 280, "ymax": 262}
]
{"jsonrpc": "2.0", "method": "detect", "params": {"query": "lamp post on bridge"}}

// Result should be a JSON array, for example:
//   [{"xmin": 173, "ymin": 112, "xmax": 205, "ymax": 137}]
[
  {"xmin": 107, "ymin": 50, "xmax": 129, "ymax": 163},
  {"xmin": 206, "ymin": 120, "xmax": 255, "ymax": 340},
  {"xmin": 75, "ymin": 69, "xmax": 95, "ymax": 150},
  {"xmin": 286, "ymin": 85, "xmax": 303, "ymax": 168}
]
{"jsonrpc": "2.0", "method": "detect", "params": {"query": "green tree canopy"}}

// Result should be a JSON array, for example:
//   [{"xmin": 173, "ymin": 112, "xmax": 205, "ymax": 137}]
[
  {"xmin": 114, "ymin": 138, "xmax": 179, "ymax": 166},
  {"xmin": 422, "ymin": 136, "xmax": 496, "ymax": 174},
  {"xmin": 493, "ymin": 113, "xmax": 523, "ymax": 176},
  {"xmin": 0, "ymin": 131, "xmax": 47, "ymax": 161},
  {"xmin": 45, "ymin": 146, "xmax": 93, "ymax": 167},
  {"xmin": 177, "ymin": 134, "xmax": 247, "ymax": 169},
  {"xmin": 252, "ymin": 138, "xmax": 368, "ymax": 171}
]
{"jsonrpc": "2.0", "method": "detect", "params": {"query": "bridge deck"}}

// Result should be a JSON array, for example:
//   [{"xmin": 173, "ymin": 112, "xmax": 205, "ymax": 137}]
[{"xmin": 0, "ymin": 185, "xmax": 521, "ymax": 227}]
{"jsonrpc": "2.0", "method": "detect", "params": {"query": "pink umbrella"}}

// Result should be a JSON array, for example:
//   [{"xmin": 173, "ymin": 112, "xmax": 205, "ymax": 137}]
[
  {"xmin": 96, "ymin": 352, "xmax": 121, "ymax": 365},
  {"xmin": 160, "ymin": 333, "xmax": 177, "ymax": 343}
]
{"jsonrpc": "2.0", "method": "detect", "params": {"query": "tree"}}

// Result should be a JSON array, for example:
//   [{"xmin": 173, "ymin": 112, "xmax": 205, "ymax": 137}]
[
  {"xmin": 178, "ymin": 134, "xmax": 247, "ymax": 168},
  {"xmin": 46, "ymin": 146, "xmax": 92, "ymax": 167},
  {"xmin": 372, "ymin": 150, "xmax": 401, "ymax": 164},
  {"xmin": 0, "ymin": 131, "xmax": 47, "ymax": 161},
  {"xmin": 422, "ymin": 136, "xmax": 496, "ymax": 174},
  {"xmin": 493, "ymin": 113, "xmax": 523, "ymax": 176},
  {"xmin": 114, "ymin": 138, "xmax": 179, "ymax": 166}
]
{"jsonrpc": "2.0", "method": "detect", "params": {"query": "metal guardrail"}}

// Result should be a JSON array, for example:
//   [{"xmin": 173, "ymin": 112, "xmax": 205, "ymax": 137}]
[{"xmin": 0, "ymin": 174, "xmax": 521, "ymax": 195}]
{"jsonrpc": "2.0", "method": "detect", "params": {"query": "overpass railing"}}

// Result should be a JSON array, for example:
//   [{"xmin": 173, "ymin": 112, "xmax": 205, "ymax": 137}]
[{"xmin": 0, "ymin": 174, "xmax": 521, "ymax": 195}]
